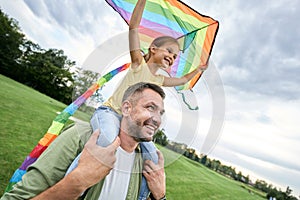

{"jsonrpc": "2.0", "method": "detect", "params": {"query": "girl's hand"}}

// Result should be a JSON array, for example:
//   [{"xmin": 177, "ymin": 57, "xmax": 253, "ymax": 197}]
[{"xmin": 197, "ymin": 64, "xmax": 208, "ymax": 72}]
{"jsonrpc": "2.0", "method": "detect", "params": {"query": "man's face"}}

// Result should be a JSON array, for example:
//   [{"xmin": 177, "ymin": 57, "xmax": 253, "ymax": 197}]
[{"xmin": 125, "ymin": 88, "xmax": 165, "ymax": 142}]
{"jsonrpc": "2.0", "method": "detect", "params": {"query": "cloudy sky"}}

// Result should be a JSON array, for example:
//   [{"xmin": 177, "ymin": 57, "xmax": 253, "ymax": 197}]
[{"xmin": 1, "ymin": 0, "xmax": 300, "ymax": 196}]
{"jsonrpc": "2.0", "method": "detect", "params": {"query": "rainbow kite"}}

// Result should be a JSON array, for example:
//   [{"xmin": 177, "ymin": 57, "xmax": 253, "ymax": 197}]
[
  {"xmin": 5, "ymin": 0, "xmax": 218, "ymax": 193},
  {"xmin": 5, "ymin": 64, "xmax": 130, "ymax": 192},
  {"xmin": 106, "ymin": 0, "xmax": 219, "ymax": 90}
]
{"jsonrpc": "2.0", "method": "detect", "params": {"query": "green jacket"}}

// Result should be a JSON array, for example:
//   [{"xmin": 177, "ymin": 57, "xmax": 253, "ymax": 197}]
[{"xmin": 1, "ymin": 122, "xmax": 143, "ymax": 200}]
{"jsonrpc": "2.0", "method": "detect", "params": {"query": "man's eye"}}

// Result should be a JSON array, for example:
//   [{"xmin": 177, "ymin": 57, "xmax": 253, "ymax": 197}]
[{"xmin": 147, "ymin": 105, "xmax": 155, "ymax": 111}]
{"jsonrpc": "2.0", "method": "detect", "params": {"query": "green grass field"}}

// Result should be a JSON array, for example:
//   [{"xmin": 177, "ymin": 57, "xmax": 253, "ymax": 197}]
[{"xmin": 0, "ymin": 74, "xmax": 266, "ymax": 199}]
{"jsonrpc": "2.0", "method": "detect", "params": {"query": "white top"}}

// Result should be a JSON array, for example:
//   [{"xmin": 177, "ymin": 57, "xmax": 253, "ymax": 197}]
[{"xmin": 98, "ymin": 146, "xmax": 136, "ymax": 200}]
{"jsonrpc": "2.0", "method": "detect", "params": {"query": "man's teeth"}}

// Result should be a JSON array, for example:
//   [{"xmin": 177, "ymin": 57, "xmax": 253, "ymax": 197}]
[{"xmin": 146, "ymin": 125, "xmax": 155, "ymax": 130}]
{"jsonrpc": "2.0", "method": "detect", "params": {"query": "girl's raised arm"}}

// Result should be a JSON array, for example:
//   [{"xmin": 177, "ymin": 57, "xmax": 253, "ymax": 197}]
[
  {"xmin": 163, "ymin": 65, "xmax": 207, "ymax": 87},
  {"xmin": 129, "ymin": 0, "xmax": 146, "ymax": 68}
]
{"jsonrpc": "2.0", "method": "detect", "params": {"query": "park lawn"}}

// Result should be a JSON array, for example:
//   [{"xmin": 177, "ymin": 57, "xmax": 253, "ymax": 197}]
[
  {"xmin": 159, "ymin": 146, "xmax": 266, "ymax": 199},
  {"xmin": 0, "ymin": 74, "xmax": 266, "ymax": 199},
  {"xmin": 0, "ymin": 75, "xmax": 91, "ymax": 194}
]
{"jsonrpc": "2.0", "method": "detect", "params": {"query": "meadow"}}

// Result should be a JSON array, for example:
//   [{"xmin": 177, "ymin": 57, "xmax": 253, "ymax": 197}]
[{"xmin": 0, "ymin": 74, "xmax": 265, "ymax": 199}]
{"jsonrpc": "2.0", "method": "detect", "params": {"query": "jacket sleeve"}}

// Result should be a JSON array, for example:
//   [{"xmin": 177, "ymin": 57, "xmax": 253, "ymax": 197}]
[{"xmin": 1, "ymin": 122, "xmax": 92, "ymax": 200}]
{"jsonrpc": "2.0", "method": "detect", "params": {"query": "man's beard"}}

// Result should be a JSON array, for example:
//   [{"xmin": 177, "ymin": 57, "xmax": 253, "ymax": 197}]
[{"xmin": 127, "ymin": 117, "xmax": 156, "ymax": 142}]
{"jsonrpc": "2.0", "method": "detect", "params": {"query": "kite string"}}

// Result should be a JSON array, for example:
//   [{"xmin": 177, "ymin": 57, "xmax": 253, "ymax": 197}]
[{"xmin": 177, "ymin": 90, "xmax": 199, "ymax": 111}]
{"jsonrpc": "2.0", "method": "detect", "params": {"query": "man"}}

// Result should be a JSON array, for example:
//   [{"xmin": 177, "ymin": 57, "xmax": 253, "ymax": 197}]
[{"xmin": 1, "ymin": 82, "xmax": 166, "ymax": 200}]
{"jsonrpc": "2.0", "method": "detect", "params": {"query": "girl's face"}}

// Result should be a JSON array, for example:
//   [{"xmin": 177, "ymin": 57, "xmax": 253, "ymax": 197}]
[{"xmin": 151, "ymin": 42, "xmax": 180, "ymax": 69}]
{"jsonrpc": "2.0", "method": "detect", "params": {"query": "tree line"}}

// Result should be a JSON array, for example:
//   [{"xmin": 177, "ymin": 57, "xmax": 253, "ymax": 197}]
[
  {"xmin": 154, "ymin": 130, "xmax": 299, "ymax": 200},
  {"xmin": 0, "ymin": 8, "xmax": 75, "ymax": 104}
]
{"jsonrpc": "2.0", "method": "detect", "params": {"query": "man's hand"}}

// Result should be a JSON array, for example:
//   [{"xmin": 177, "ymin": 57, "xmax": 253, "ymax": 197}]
[
  {"xmin": 32, "ymin": 130, "xmax": 120, "ymax": 200},
  {"xmin": 143, "ymin": 150, "xmax": 166, "ymax": 199},
  {"xmin": 73, "ymin": 129, "xmax": 121, "ymax": 189}
]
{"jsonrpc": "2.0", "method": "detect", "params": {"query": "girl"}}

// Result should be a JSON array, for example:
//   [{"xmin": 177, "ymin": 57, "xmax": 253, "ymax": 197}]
[{"xmin": 66, "ymin": 0, "xmax": 206, "ymax": 199}]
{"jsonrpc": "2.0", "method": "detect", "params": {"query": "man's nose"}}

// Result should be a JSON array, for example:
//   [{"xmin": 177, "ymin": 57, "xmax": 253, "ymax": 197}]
[{"xmin": 151, "ymin": 112, "xmax": 161, "ymax": 127}]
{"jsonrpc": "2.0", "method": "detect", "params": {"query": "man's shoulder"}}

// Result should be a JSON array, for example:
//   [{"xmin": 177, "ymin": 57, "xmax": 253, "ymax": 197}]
[{"xmin": 61, "ymin": 121, "xmax": 93, "ymax": 145}]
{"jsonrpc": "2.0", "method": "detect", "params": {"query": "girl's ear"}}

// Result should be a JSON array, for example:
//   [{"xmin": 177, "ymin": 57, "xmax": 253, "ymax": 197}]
[
  {"xmin": 149, "ymin": 45, "xmax": 157, "ymax": 54},
  {"xmin": 121, "ymin": 100, "xmax": 132, "ymax": 116}
]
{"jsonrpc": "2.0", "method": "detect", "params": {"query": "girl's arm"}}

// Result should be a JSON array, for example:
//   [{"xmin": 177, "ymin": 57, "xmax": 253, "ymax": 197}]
[
  {"xmin": 129, "ymin": 0, "xmax": 146, "ymax": 68},
  {"xmin": 163, "ymin": 66, "xmax": 206, "ymax": 87}
]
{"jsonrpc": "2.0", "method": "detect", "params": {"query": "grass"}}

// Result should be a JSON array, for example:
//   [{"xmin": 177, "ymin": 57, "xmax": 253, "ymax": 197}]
[
  {"xmin": 159, "ymin": 146, "xmax": 265, "ymax": 199},
  {"xmin": 0, "ymin": 74, "xmax": 266, "ymax": 199},
  {"xmin": 0, "ymin": 75, "xmax": 91, "ymax": 195}
]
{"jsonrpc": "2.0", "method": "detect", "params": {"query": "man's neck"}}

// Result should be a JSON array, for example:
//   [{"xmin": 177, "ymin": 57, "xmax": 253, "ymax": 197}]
[{"xmin": 119, "ymin": 131, "xmax": 139, "ymax": 153}]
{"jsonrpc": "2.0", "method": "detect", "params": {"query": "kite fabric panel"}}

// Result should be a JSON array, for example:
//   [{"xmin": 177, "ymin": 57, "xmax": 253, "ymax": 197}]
[
  {"xmin": 106, "ymin": 0, "xmax": 219, "ymax": 90},
  {"xmin": 5, "ymin": 63, "xmax": 130, "ymax": 193}
]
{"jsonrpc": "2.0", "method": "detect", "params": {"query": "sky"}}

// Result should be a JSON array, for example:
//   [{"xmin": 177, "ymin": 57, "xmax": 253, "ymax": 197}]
[{"xmin": 1, "ymin": 0, "xmax": 300, "ymax": 196}]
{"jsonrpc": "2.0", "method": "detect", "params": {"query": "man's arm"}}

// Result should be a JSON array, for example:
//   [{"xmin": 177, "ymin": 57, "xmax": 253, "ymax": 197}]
[
  {"xmin": 32, "ymin": 130, "xmax": 120, "ymax": 200},
  {"xmin": 143, "ymin": 150, "xmax": 166, "ymax": 200}
]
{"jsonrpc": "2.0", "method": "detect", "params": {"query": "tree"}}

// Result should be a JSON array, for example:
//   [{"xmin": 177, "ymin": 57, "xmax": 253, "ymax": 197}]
[
  {"xmin": 20, "ymin": 47, "xmax": 75, "ymax": 104},
  {"xmin": 200, "ymin": 155, "xmax": 207, "ymax": 165},
  {"xmin": 267, "ymin": 186, "xmax": 298, "ymax": 200},
  {"xmin": 211, "ymin": 159, "xmax": 221, "ymax": 172},
  {"xmin": 0, "ymin": 8, "xmax": 76, "ymax": 104},
  {"xmin": 153, "ymin": 129, "xmax": 168, "ymax": 146},
  {"xmin": 72, "ymin": 68, "xmax": 103, "ymax": 113},
  {"xmin": 72, "ymin": 68, "xmax": 101, "ymax": 100},
  {"xmin": 0, "ymin": 8, "xmax": 24, "ymax": 77}
]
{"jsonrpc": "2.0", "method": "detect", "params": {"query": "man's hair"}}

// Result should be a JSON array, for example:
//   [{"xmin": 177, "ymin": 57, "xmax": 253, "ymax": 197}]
[{"xmin": 122, "ymin": 82, "xmax": 165, "ymax": 103}]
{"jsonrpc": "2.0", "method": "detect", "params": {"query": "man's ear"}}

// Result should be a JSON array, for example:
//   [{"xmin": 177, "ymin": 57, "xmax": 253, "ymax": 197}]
[{"xmin": 121, "ymin": 100, "xmax": 132, "ymax": 116}]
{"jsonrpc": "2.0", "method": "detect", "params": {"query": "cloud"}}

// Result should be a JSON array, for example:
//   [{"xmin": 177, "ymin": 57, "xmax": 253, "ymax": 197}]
[
  {"xmin": 211, "ymin": 87, "xmax": 300, "ymax": 194},
  {"xmin": 2, "ymin": 0, "xmax": 127, "ymax": 66},
  {"xmin": 188, "ymin": 0, "xmax": 300, "ymax": 100}
]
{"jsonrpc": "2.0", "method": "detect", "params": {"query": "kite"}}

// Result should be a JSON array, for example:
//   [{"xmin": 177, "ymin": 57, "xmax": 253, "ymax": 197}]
[
  {"xmin": 106, "ymin": 0, "xmax": 219, "ymax": 90},
  {"xmin": 4, "ymin": 0, "xmax": 218, "ymax": 193}
]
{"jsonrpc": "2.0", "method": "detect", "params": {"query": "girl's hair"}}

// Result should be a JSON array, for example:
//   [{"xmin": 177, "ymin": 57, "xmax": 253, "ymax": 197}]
[{"xmin": 143, "ymin": 36, "xmax": 179, "ymax": 62}]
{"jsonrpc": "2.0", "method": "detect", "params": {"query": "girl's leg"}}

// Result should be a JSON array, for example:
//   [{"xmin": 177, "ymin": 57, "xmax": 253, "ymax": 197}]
[
  {"xmin": 139, "ymin": 141, "xmax": 158, "ymax": 200},
  {"xmin": 90, "ymin": 106, "xmax": 121, "ymax": 147},
  {"xmin": 140, "ymin": 141, "xmax": 158, "ymax": 164}
]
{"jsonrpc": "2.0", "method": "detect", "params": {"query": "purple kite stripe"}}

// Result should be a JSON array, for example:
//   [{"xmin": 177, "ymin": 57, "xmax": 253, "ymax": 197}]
[
  {"xmin": 139, "ymin": 22, "xmax": 182, "ymax": 39},
  {"xmin": 20, "ymin": 156, "xmax": 37, "ymax": 170},
  {"xmin": 73, "ymin": 95, "xmax": 87, "ymax": 107}
]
